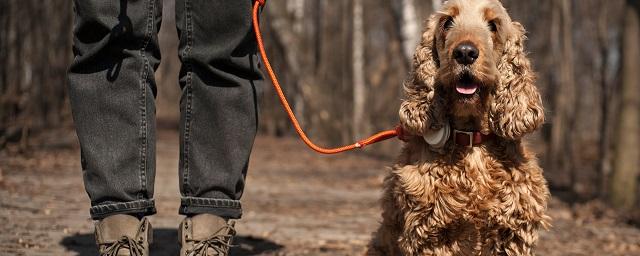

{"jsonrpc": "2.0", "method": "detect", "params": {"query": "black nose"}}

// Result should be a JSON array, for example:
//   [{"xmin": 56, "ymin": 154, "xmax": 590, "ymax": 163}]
[{"xmin": 453, "ymin": 42, "xmax": 479, "ymax": 65}]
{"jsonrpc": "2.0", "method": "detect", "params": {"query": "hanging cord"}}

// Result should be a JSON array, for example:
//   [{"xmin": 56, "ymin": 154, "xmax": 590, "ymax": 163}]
[{"xmin": 251, "ymin": 0, "xmax": 403, "ymax": 154}]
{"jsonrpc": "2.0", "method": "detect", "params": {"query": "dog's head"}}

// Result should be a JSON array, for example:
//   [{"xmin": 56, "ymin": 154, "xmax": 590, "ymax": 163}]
[{"xmin": 403, "ymin": 0, "xmax": 544, "ymax": 139}]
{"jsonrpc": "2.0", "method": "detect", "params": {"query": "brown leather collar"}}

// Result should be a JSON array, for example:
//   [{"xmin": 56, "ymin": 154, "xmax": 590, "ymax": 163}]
[{"xmin": 453, "ymin": 129, "xmax": 494, "ymax": 147}]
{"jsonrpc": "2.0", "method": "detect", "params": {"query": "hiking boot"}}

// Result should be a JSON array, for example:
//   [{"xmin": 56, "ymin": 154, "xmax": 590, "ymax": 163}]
[
  {"xmin": 95, "ymin": 214, "xmax": 152, "ymax": 256},
  {"xmin": 179, "ymin": 214, "xmax": 236, "ymax": 256}
]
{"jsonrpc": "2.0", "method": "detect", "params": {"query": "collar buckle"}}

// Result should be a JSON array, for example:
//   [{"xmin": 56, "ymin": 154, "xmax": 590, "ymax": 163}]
[{"xmin": 454, "ymin": 129, "xmax": 475, "ymax": 147}]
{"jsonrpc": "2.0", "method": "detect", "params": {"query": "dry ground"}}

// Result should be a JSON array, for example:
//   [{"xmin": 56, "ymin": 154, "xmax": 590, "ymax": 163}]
[{"xmin": 1, "ymin": 128, "xmax": 639, "ymax": 255}]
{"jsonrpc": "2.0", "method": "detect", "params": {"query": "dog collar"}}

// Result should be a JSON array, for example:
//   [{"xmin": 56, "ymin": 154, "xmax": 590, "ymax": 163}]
[{"xmin": 453, "ymin": 129, "xmax": 494, "ymax": 147}]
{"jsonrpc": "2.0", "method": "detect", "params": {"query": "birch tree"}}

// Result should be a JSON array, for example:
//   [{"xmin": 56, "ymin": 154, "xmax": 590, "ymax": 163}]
[
  {"xmin": 399, "ymin": 0, "xmax": 420, "ymax": 63},
  {"xmin": 432, "ymin": 0, "xmax": 443, "ymax": 12}
]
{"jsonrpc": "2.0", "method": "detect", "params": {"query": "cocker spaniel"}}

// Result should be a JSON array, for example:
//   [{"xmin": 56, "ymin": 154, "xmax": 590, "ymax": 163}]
[{"xmin": 367, "ymin": 0, "xmax": 550, "ymax": 255}]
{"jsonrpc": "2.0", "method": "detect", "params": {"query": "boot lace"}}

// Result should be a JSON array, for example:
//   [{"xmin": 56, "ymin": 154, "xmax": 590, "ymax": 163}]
[
  {"xmin": 101, "ymin": 236, "xmax": 145, "ymax": 256},
  {"xmin": 186, "ymin": 224, "xmax": 236, "ymax": 256}
]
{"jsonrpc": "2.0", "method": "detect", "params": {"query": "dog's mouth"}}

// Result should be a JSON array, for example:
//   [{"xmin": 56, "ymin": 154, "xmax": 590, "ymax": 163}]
[{"xmin": 455, "ymin": 73, "xmax": 480, "ymax": 96}]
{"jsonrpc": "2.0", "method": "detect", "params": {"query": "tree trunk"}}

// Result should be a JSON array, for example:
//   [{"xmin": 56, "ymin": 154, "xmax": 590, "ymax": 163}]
[
  {"xmin": 549, "ymin": 0, "xmax": 576, "ymax": 188},
  {"xmin": 595, "ymin": 1, "xmax": 623, "ymax": 199},
  {"xmin": 352, "ymin": 0, "xmax": 366, "ymax": 139},
  {"xmin": 155, "ymin": 0, "xmax": 181, "ymax": 127},
  {"xmin": 609, "ymin": 1, "xmax": 640, "ymax": 210},
  {"xmin": 432, "ymin": 0, "xmax": 442, "ymax": 12},
  {"xmin": 0, "ymin": 0, "xmax": 73, "ymax": 148},
  {"xmin": 399, "ymin": 0, "xmax": 419, "ymax": 64}
]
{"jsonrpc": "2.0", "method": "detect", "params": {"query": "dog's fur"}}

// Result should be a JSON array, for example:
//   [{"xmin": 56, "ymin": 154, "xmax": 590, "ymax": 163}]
[{"xmin": 367, "ymin": 0, "xmax": 550, "ymax": 255}]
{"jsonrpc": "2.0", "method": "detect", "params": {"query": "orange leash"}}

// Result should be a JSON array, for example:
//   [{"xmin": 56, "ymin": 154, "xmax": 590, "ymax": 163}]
[{"xmin": 252, "ymin": 0, "xmax": 401, "ymax": 154}]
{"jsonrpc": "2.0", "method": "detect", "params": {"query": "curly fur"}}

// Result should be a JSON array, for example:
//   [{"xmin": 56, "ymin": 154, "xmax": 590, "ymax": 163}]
[{"xmin": 368, "ymin": 1, "xmax": 550, "ymax": 255}]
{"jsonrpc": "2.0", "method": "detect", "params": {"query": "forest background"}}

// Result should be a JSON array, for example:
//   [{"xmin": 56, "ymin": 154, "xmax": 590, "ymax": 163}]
[{"xmin": 1, "ymin": 0, "xmax": 640, "ymax": 220}]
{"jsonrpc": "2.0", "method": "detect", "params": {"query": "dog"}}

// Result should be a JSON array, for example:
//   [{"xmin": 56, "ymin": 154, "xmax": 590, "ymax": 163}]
[{"xmin": 367, "ymin": 0, "xmax": 550, "ymax": 255}]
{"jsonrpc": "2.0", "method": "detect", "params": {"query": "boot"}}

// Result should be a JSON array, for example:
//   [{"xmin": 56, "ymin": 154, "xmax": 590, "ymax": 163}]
[
  {"xmin": 95, "ymin": 214, "xmax": 152, "ymax": 256},
  {"xmin": 179, "ymin": 214, "xmax": 236, "ymax": 256}
]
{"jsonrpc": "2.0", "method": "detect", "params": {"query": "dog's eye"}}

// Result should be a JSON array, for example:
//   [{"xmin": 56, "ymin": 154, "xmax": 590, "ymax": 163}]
[
  {"xmin": 443, "ymin": 17, "xmax": 454, "ymax": 30},
  {"xmin": 488, "ymin": 20, "xmax": 498, "ymax": 32}
]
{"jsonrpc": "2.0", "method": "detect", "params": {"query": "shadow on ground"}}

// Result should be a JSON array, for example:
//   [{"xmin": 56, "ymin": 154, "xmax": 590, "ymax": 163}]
[{"xmin": 60, "ymin": 228, "xmax": 283, "ymax": 256}]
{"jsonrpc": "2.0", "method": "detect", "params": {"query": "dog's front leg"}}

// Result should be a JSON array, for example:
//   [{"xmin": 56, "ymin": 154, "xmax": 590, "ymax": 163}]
[{"xmin": 491, "ymin": 223, "xmax": 543, "ymax": 256}]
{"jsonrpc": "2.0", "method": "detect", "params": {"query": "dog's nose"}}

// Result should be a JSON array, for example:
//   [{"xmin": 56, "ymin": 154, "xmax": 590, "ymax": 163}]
[{"xmin": 453, "ymin": 42, "xmax": 479, "ymax": 65}]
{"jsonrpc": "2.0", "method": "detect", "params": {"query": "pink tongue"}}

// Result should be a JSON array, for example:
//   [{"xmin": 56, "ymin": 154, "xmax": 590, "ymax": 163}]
[{"xmin": 456, "ymin": 85, "xmax": 478, "ymax": 95}]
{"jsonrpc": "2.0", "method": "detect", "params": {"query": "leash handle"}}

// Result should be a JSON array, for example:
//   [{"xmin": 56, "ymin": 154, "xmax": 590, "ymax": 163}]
[{"xmin": 252, "ymin": 0, "xmax": 400, "ymax": 154}]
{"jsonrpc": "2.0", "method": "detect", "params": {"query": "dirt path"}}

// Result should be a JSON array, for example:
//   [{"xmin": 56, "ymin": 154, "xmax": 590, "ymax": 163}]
[{"xmin": 1, "ymin": 129, "xmax": 639, "ymax": 255}]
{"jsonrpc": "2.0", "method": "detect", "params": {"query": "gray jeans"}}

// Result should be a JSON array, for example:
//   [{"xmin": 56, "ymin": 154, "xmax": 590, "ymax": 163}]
[{"xmin": 68, "ymin": 0, "xmax": 262, "ymax": 220}]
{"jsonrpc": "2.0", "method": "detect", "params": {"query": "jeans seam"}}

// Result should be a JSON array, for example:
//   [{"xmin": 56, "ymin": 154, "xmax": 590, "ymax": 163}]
[
  {"xmin": 181, "ymin": 197, "xmax": 242, "ymax": 209},
  {"xmin": 90, "ymin": 199, "xmax": 156, "ymax": 215},
  {"xmin": 181, "ymin": 0, "xmax": 194, "ymax": 197},
  {"xmin": 136, "ymin": 0, "xmax": 155, "ymax": 200}
]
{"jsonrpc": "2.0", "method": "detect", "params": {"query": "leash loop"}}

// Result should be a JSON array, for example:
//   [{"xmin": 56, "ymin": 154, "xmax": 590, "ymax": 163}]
[{"xmin": 251, "ymin": 1, "xmax": 400, "ymax": 154}]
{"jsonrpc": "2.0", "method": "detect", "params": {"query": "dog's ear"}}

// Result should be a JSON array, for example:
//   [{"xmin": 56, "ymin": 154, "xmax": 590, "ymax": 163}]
[
  {"xmin": 489, "ymin": 21, "xmax": 544, "ymax": 140},
  {"xmin": 399, "ymin": 15, "xmax": 446, "ymax": 136}
]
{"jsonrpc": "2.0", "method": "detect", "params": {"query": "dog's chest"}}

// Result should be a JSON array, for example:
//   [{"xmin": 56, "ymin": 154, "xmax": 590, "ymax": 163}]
[
  {"xmin": 402, "ymin": 148, "xmax": 507, "ymax": 229},
  {"xmin": 397, "ymin": 149, "xmax": 510, "ymax": 253}
]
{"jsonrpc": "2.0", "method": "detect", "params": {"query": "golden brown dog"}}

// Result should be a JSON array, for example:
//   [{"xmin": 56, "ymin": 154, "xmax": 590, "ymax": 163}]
[{"xmin": 367, "ymin": 0, "xmax": 550, "ymax": 255}]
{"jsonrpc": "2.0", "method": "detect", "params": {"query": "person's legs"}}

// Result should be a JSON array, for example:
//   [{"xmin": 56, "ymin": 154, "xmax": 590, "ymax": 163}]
[
  {"xmin": 68, "ymin": 0, "xmax": 162, "ymax": 220},
  {"xmin": 175, "ymin": 0, "xmax": 262, "ymax": 219}
]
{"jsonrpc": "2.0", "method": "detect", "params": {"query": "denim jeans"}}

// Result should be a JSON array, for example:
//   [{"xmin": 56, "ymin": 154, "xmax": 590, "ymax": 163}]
[{"xmin": 68, "ymin": 0, "xmax": 262, "ymax": 220}]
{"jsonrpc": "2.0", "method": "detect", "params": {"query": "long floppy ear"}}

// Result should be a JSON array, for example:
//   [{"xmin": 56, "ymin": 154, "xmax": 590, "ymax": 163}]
[
  {"xmin": 399, "ymin": 15, "xmax": 447, "ymax": 136},
  {"xmin": 489, "ymin": 21, "xmax": 544, "ymax": 140}
]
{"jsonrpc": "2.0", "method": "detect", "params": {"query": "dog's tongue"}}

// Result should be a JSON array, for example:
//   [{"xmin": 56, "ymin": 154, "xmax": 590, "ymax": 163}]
[{"xmin": 456, "ymin": 84, "xmax": 478, "ymax": 95}]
